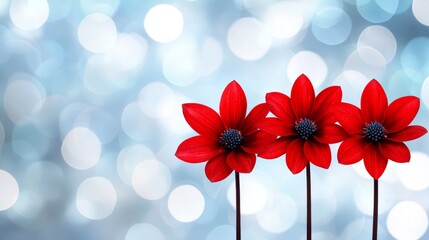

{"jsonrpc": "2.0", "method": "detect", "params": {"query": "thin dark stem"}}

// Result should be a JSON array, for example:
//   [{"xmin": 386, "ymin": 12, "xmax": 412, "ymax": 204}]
[
  {"xmin": 235, "ymin": 171, "xmax": 241, "ymax": 240},
  {"xmin": 306, "ymin": 163, "xmax": 312, "ymax": 240},
  {"xmin": 373, "ymin": 179, "xmax": 379, "ymax": 240}
]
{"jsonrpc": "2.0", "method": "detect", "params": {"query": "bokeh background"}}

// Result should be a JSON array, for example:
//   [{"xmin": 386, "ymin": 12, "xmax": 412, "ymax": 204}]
[{"xmin": 1, "ymin": 0, "xmax": 429, "ymax": 239}]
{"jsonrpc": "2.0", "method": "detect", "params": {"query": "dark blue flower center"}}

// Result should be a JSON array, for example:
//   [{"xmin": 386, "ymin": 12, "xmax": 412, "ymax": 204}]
[
  {"xmin": 220, "ymin": 129, "xmax": 243, "ymax": 150},
  {"xmin": 364, "ymin": 121, "xmax": 386, "ymax": 142},
  {"xmin": 295, "ymin": 118, "xmax": 317, "ymax": 140}
]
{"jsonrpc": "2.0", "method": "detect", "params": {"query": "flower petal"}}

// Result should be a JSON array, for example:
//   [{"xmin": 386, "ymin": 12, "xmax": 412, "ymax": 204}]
[
  {"xmin": 379, "ymin": 141, "xmax": 411, "ymax": 163},
  {"xmin": 176, "ymin": 136, "xmax": 224, "ymax": 163},
  {"xmin": 205, "ymin": 153, "xmax": 233, "ymax": 182},
  {"xmin": 285, "ymin": 138, "xmax": 308, "ymax": 174},
  {"xmin": 291, "ymin": 74, "xmax": 315, "ymax": 119},
  {"xmin": 361, "ymin": 79, "xmax": 388, "ymax": 122},
  {"xmin": 258, "ymin": 137, "xmax": 293, "ymax": 159},
  {"xmin": 336, "ymin": 103, "xmax": 365, "ymax": 135},
  {"xmin": 240, "ymin": 103, "xmax": 270, "ymax": 136},
  {"xmin": 383, "ymin": 96, "xmax": 420, "ymax": 133},
  {"xmin": 388, "ymin": 125, "xmax": 428, "ymax": 142},
  {"xmin": 183, "ymin": 103, "xmax": 224, "ymax": 139},
  {"xmin": 241, "ymin": 131, "xmax": 277, "ymax": 154},
  {"xmin": 220, "ymin": 80, "xmax": 247, "ymax": 129},
  {"xmin": 226, "ymin": 149, "xmax": 256, "ymax": 173},
  {"xmin": 313, "ymin": 124, "xmax": 348, "ymax": 144},
  {"xmin": 304, "ymin": 140, "xmax": 331, "ymax": 169},
  {"xmin": 259, "ymin": 117, "xmax": 295, "ymax": 137},
  {"xmin": 266, "ymin": 92, "xmax": 295, "ymax": 121},
  {"xmin": 311, "ymin": 86, "xmax": 342, "ymax": 123},
  {"xmin": 363, "ymin": 143, "xmax": 388, "ymax": 180},
  {"xmin": 338, "ymin": 136, "xmax": 367, "ymax": 165}
]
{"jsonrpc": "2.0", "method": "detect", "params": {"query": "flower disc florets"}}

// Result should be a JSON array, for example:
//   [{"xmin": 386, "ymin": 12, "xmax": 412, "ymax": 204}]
[
  {"xmin": 364, "ymin": 121, "xmax": 386, "ymax": 142},
  {"xmin": 295, "ymin": 118, "xmax": 317, "ymax": 140},
  {"xmin": 220, "ymin": 129, "xmax": 243, "ymax": 150}
]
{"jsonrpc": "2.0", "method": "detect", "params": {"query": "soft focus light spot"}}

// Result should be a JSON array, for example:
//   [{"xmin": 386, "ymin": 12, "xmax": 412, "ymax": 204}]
[
  {"xmin": 422, "ymin": 76, "xmax": 429, "ymax": 109},
  {"xmin": 121, "ymin": 102, "xmax": 154, "ymax": 141},
  {"xmin": 0, "ymin": 170, "xmax": 19, "ymax": 211},
  {"xmin": 311, "ymin": 7, "xmax": 352, "ymax": 45},
  {"xmin": 358, "ymin": 25, "xmax": 396, "ymax": 63},
  {"xmin": 256, "ymin": 193, "xmax": 297, "ymax": 233},
  {"xmin": 162, "ymin": 39, "xmax": 200, "ymax": 86},
  {"xmin": 344, "ymin": 47, "xmax": 386, "ymax": 79},
  {"xmin": 117, "ymin": 145, "xmax": 155, "ymax": 185},
  {"xmin": 61, "ymin": 127, "xmax": 101, "ymax": 170},
  {"xmin": 11, "ymin": 190, "xmax": 43, "ymax": 222},
  {"xmin": 228, "ymin": 175, "xmax": 267, "ymax": 215},
  {"xmin": 132, "ymin": 160, "xmax": 171, "ymax": 200},
  {"xmin": 108, "ymin": 33, "xmax": 147, "ymax": 71},
  {"xmin": 168, "ymin": 185, "xmax": 205, "ymax": 222},
  {"xmin": 397, "ymin": 152, "xmax": 429, "ymax": 191},
  {"xmin": 144, "ymin": 4, "xmax": 183, "ymax": 43},
  {"xmin": 10, "ymin": 0, "xmax": 49, "ymax": 31},
  {"xmin": 4, "ymin": 77, "xmax": 46, "ymax": 123},
  {"xmin": 199, "ymin": 37, "xmax": 223, "ymax": 76},
  {"xmin": 227, "ymin": 17, "xmax": 272, "ymax": 61},
  {"xmin": 76, "ymin": 177, "xmax": 117, "ymax": 220},
  {"xmin": 206, "ymin": 225, "xmax": 235, "ymax": 240},
  {"xmin": 80, "ymin": 0, "xmax": 120, "ymax": 16},
  {"xmin": 74, "ymin": 107, "xmax": 118, "ymax": 144},
  {"xmin": 263, "ymin": 1, "xmax": 303, "ymax": 40},
  {"xmin": 356, "ymin": 0, "xmax": 398, "ymax": 23},
  {"xmin": 412, "ymin": 0, "xmax": 429, "ymax": 26},
  {"xmin": 401, "ymin": 37, "xmax": 429, "ymax": 82},
  {"xmin": 126, "ymin": 223, "xmax": 165, "ymax": 240},
  {"xmin": 334, "ymin": 70, "xmax": 369, "ymax": 103},
  {"xmin": 139, "ymin": 82, "xmax": 176, "ymax": 118},
  {"xmin": 78, "ymin": 13, "xmax": 117, "ymax": 53},
  {"xmin": 387, "ymin": 201, "xmax": 428, "ymax": 239},
  {"xmin": 287, "ymin": 51, "xmax": 328, "ymax": 88}
]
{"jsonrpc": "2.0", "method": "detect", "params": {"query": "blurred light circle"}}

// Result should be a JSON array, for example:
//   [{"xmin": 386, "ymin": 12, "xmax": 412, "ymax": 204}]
[
  {"xmin": 117, "ymin": 145, "xmax": 155, "ymax": 185},
  {"xmin": 121, "ymin": 102, "xmax": 154, "ymax": 141},
  {"xmin": 401, "ymin": 37, "xmax": 429, "ymax": 82},
  {"xmin": 162, "ymin": 39, "xmax": 200, "ymax": 86},
  {"xmin": 168, "ymin": 185, "xmax": 205, "ymax": 223},
  {"xmin": 357, "ymin": 25, "xmax": 396, "ymax": 63},
  {"xmin": 80, "ymin": 0, "xmax": 120, "ymax": 16},
  {"xmin": 4, "ymin": 78, "xmax": 46, "ymax": 123},
  {"xmin": 256, "ymin": 193, "xmax": 297, "ymax": 233},
  {"xmin": 263, "ymin": 1, "xmax": 303, "ymax": 40},
  {"xmin": 397, "ymin": 152, "xmax": 429, "ymax": 191},
  {"xmin": 75, "ymin": 107, "xmax": 118, "ymax": 144},
  {"xmin": 387, "ymin": 201, "xmax": 428, "ymax": 240},
  {"xmin": 144, "ymin": 4, "xmax": 183, "ymax": 43},
  {"xmin": 78, "ymin": 13, "xmax": 117, "ymax": 53},
  {"xmin": 139, "ymin": 82, "xmax": 176, "ymax": 118},
  {"xmin": 227, "ymin": 175, "xmax": 267, "ymax": 215},
  {"xmin": 199, "ymin": 37, "xmax": 223, "ymax": 76},
  {"xmin": 11, "ymin": 190, "xmax": 43, "ymax": 223},
  {"xmin": 356, "ymin": 0, "xmax": 398, "ymax": 23},
  {"xmin": 76, "ymin": 177, "xmax": 117, "ymax": 220},
  {"xmin": 132, "ymin": 160, "xmax": 171, "ymax": 200},
  {"xmin": 243, "ymin": 0, "xmax": 276, "ymax": 16},
  {"xmin": 287, "ymin": 51, "xmax": 328, "ymax": 88},
  {"xmin": 10, "ymin": 0, "xmax": 49, "ymax": 31},
  {"xmin": 108, "ymin": 33, "xmax": 147, "ymax": 70},
  {"xmin": 311, "ymin": 7, "xmax": 352, "ymax": 45},
  {"xmin": 412, "ymin": 0, "xmax": 429, "ymax": 26},
  {"xmin": 344, "ymin": 47, "xmax": 386, "ymax": 79},
  {"xmin": 61, "ymin": 127, "xmax": 101, "ymax": 170},
  {"xmin": 422, "ymin": 76, "xmax": 429, "ymax": 109},
  {"xmin": 0, "ymin": 170, "xmax": 19, "ymax": 211},
  {"xmin": 126, "ymin": 223, "xmax": 165, "ymax": 240},
  {"xmin": 227, "ymin": 17, "xmax": 272, "ymax": 61},
  {"xmin": 333, "ymin": 70, "xmax": 369, "ymax": 104},
  {"xmin": 206, "ymin": 225, "xmax": 235, "ymax": 240}
]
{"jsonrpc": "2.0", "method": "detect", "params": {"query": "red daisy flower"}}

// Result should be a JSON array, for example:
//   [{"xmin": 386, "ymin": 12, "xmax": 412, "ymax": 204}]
[
  {"xmin": 175, "ymin": 81, "xmax": 272, "ymax": 182},
  {"xmin": 259, "ymin": 74, "xmax": 347, "ymax": 174},
  {"xmin": 336, "ymin": 79, "xmax": 428, "ymax": 179}
]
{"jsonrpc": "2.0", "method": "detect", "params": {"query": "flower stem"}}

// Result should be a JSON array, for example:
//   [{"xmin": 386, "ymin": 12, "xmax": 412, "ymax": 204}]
[
  {"xmin": 306, "ymin": 163, "xmax": 312, "ymax": 240},
  {"xmin": 235, "ymin": 171, "xmax": 241, "ymax": 240},
  {"xmin": 372, "ymin": 179, "xmax": 378, "ymax": 240}
]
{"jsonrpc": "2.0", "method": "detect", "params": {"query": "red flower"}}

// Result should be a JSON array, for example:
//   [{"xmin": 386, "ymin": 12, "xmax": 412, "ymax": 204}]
[
  {"xmin": 259, "ymin": 74, "xmax": 347, "ymax": 174},
  {"xmin": 336, "ymin": 79, "xmax": 428, "ymax": 179},
  {"xmin": 175, "ymin": 81, "xmax": 272, "ymax": 182}
]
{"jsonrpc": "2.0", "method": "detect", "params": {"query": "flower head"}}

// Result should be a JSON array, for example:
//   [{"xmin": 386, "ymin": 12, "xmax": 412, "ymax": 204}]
[
  {"xmin": 175, "ymin": 81, "xmax": 272, "ymax": 182},
  {"xmin": 336, "ymin": 79, "xmax": 428, "ymax": 179},
  {"xmin": 259, "ymin": 74, "xmax": 347, "ymax": 174}
]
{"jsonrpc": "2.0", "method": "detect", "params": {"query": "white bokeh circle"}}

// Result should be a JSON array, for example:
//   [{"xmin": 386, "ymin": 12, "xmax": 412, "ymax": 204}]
[
  {"xmin": 144, "ymin": 4, "xmax": 183, "ymax": 43},
  {"xmin": 168, "ymin": 185, "xmax": 205, "ymax": 223},
  {"xmin": 287, "ymin": 51, "xmax": 328, "ymax": 88},
  {"xmin": 387, "ymin": 201, "xmax": 428, "ymax": 239},
  {"xmin": 10, "ymin": 0, "xmax": 49, "ymax": 31},
  {"xmin": 0, "ymin": 170, "xmax": 19, "ymax": 211},
  {"xmin": 132, "ymin": 160, "xmax": 171, "ymax": 200},
  {"xmin": 78, "ymin": 13, "xmax": 117, "ymax": 53}
]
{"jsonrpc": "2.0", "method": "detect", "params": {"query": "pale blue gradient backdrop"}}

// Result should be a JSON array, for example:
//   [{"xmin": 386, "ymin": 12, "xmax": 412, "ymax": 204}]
[{"xmin": 0, "ymin": 0, "xmax": 429, "ymax": 239}]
